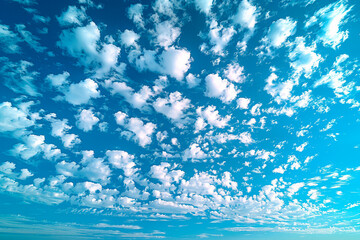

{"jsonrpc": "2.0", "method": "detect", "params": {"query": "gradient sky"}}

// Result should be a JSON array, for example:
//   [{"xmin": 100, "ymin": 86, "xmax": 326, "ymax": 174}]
[{"xmin": 1, "ymin": 0, "xmax": 360, "ymax": 239}]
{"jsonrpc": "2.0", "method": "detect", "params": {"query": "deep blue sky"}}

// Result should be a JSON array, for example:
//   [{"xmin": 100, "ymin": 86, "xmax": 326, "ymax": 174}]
[{"xmin": 1, "ymin": 0, "xmax": 360, "ymax": 239}]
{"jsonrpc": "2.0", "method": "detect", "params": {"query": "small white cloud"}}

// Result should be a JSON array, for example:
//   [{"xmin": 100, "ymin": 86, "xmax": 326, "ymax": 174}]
[
  {"xmin": 262, "ymin": 17, "xmax": 297, "ymax": 48},
  {"xmin": 128, "ymin": 4, "xmax": 145, "ymax": 29},
  {"xmin": 205, "ymin": 73, "xmax": 238, "ymax": 103},
  {"xmin": 185, "ymin": 73, "xmax": 201, "ymax": 88},
  {"xmin": 57, "ymin": 6, "xmax": 87, "ymax": 27},
  {"xmin": 288, "ymin": 37, "xmax": 322, "ymax": 77},
  {"xmin": 18, "ymin": 169, "xmax": 33, "ymax": 180},
  {"xmin": 207, "ymin": 20, "xmax": 236, "ymax": 55},
  {"xmin": 46, "ymin": 71, "xmax": 70, "ymax": 88},
  {"xmin": 237, "ymin": 97, "xmax": 250, "ymax": 109},
  {"xmin": 76, "ymin": 109, "xmax": 99, "ymax": 132},
  {"xmin": 114, "ymin": 111, "xmax": 156, "ymax": 147},
  {"xmin": 106, "ymin": 150, "xmax": 137, "ymax": 177},
  {"xmin": 0, "ymin": 24, "xmax": 22, "ymax": 54},
  {"xmin": 196, "ymin": 105, "xmax": 231, "ymax": 130},
  {"xmin": 0, "ymin": 102, "xmax": 34, "ymax": 133},
  {"xmin": 153, "ymin": 21, "xmax": 180, "ymax": 48},
  {"xmin": 194, "ymin": 0, "xmax": 213, "ymax": 14},
  {"xmin": 120, "ymin": 29, "xmax": 140, "ymax": 47},
  {"xmin": 309, "ymin": 0, "xmax": 352, "ymax": 49},
  {"xmin": 64, "ymin": 78, "xmax": 100, "ymax": 105},
  {"xmin": 224, "ymin": 63, "xmax": 245, "ymax": 83},
  {"xmin": 153, "ymin": 91, "xmax": 191, "ymax": 128},
  {"xmin": 232, "ymin": 0, "xmax": 258, "ymax": 30},
  {"xmin": 183, "ymin": 143, "xmax": 207, "ymax": 161}
]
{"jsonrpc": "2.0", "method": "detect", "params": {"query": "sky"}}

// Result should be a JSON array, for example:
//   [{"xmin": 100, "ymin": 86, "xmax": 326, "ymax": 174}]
[{"xmin": 0, "ymin": 0, "xmax": 360, "ymax": 239}]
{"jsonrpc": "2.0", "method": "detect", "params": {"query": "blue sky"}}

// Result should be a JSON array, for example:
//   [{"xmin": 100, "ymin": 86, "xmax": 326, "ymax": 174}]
[{"xmin": 1, "ymin": 0, "xmax": 360, "ymax": 239}]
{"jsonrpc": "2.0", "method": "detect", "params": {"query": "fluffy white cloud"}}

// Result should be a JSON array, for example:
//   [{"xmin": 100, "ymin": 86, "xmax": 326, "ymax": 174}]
[
  {"xmin": 153, "ymin": 21, "xmax": 180, "ymax": 48},
  {"xmin": 194, "ymin": 0, "xmax": 213, "ymax": 14},
  {"xmin": 114, "ymin": 111, "xmax": 156, "ymax": 147},
  {"xmin": 205, "ymin": 74, "xmax": 238, "ymax": 103},
  {"xmin": 79, "ymin": 151, "xmax": 111, "ymax": 184},
  {"xmin": 0, "ymin": 102, "xmax": 34, "ymax": 133},
  {"xmin": 76, "ymin": 109, "xmax": 99, "ymax": 132},
  {"xmin": 106, "ymin": 150, "xmax": 137, "ymax": 177},
  {"xmin": 237, "ymin": 97, "xmax": 250, "ymax": 109},
  {"xmin": 107, "ymin": 81, "xmax": 154, "ymax": 111},
  {"xmin": 149, "ymin": 162, "xmax": 184, "ymax": 185},
  {"xmin": 207, "ymin": 20, "xmax": 236, "ymax": 55},
  {"xmin": 314, "ymin": 70, "xmax": 351, "ymax": 97},
  {"xmin": 57, "ymin": 22, "xmax": 121, "ymax": 76},
  {"xmin": 120, "ymin": 29, "xmax": 140, "ymax": 47},
  {"xmin": 0, "ymin": 59, "xmax": 40, "ymax": 97},
  {"xmin": 63, "ymin": 78, "xmax": 100, "ymax": 105},
  {"xmin": 232, "ymin": 0, "xmax": 258, "ymax": 30},
  {"xmin": 264, "ymin": 72, "xmax": 295, "ymax": 102},
  {"xmin": 262, "ymin": 17, "xmax": 297, "ymax": 48},
  {"xmin": 46, "ymin": 114, "xmax": 81, "ymax": 148},
  {"xmin": 128, "ymin": 4, "xmax": 145, "ymax": 28},
  {"xmin": 153, "ymin": 91, "xmax": 191, "ymax": 128},
  {"xmin": 46, "ymin": 71, "xmax": 70, "ymax": 88},
  {"xmin": 129, "ymin": 47, "xmax": 191, "ymax": 81},
  {"xmin": 185, "ymin": 73, "xmax": 201, "ymax": 88},
  {"xmin": 0, "ymin": 24, "xmax": 21, "ymax": 54},
  {"xmin": 56, "ymin": 161, "xmax": 79, "ymax": 177},
  {"xmin": 224, "ymin": 63, "xmax": 245, "ymax": 83},
  {"xmin": 19, "ymin": 169, "xmax": 33, "ymax": 180},
  {"xmin": 196, "ymin": 106, "xmax": 231, "ymax": 132},
  {"xmin": 308, "ymin": 0, "xmax": 351, "ymax": 49},
  {"xmin": 288, "ymin": 37, "xmax": 322, "ymax": 77},
  {"xmin": 183, "ymin": 143, "xmax": 207, "ymax": 161},
  {"xmin": 57, "ymin": 6, "xmax": 87, "ymax": 27}
]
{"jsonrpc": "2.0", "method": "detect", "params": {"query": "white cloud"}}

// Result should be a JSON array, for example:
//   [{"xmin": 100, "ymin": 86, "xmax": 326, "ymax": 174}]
[
  {"xmin": 57, "ymin": 22, "xmax": 121, "ymax": 76},
  {"xmin": 76, "ymin": 109, "xmax": 99, "ymax": 132},
  {"xmin": 153, "ymin": 91, "xmax": 191, "ymax": 128},
  {"xmin": 205, "ymin": 73, "xmax": 238, "ymax": 103},
  {"xmin": 309, "ymin": 0, "xmax": 351, "ymax": 48},
  {"xmin": 106, "ymin": 150, "xmax": 137, "ymax": 177},
  {"xmin": 114, "ymin": 111, "xmax": 156, "ymax": 147},
  {"xmin": 288, "ymin": 37, "xmax": 322, "ymax": 77},
  {"xmin": 0, "ymin": 102, "xmax": 34, "ymax": 133},
  {"xmin": 46, "ymin": 71, "xmax": 70, "ymax": 88},
  {"xmin": 185, "ymin": 73, "xmax": 201, "ymax": 88},
  {"xmin": 0, "ymin": 59, "xmax": 40, "ymax": 97},
  {"xmin": 194, "ymin": 0, "xmax": 213, "ymax": 14},
  {"xmin": 18, "ymin": 169, "xmax": 33, "ymax": 180},
  {"xmin": 79, "ymin": 150, "xmax": 111, "ymax": 184},
  {"xmin": 149, "ymin": 162, "xmax": 184, "ymax": 185},
  {"xmin": 120, "ymin": 29, "xmax": 140, "ymax": 47},
  {"xmin": 224, "ymin": 63, "xmax": 245, "ymax": 83},
  {"xmin": 46, "ymin": 114, "xmax": 81, "ymax": 148},
  {"xmin": 264, "ymin": 72, "xmax": 295, "ymax": 102},
  {"xmin": 262, "ymin": 17, "xmax": 297, "ymax": 48},
  {"xmin": 287, "ymin": 182, "xmax": 304, "ymax": 197},
  {"xmin": 56, "ymin": 161, "xmax": 79, "ymax": 177},
  {"xmin": 196, "ymin": 105, "xmax": 231, "ymax": 130},
  {"xmin": 314, "ymin": 70, "xmax": 351, "ymax": 97},
  {"xmin": 129, "ymin": 47, "xmax": 191, "ymax": 81},
  {"xmin": 183, "ymin": 143, "xmax": 207, "ymax": 161},
  {"xmin": 57, "ymin": 6, "xmax": 87, "ymax": 27},
  {"xmin": 207, "ymin": 20, "xmax": 236, "ymax": 55},
  {"xmin": 153, "ymin": 21, "xmax": 180, "ymax": 48},
  {"xmin": 15, "ymin": 24, "xmax": 46, "ymax": 53},
  {"xmin": 107, "ymin": 81, "xmax": 155, "ymax": 111},
  {"xmin": 63, "ymin": 78, "xmax": 100, "ymax": 105},
  {"xmin": 0, "ymin": 24, "xmax": 21, "ymax": 54},
  {"xmin": 237, "ymin": 97, "xmax": 250, "ymax": 109},
  {"xmin": 128, "ymin": 4, "xmax": 145, "ymax": 29},
  {"xmin": 232, "ymin": 0, "xmax": 258, "ymax": 30}
]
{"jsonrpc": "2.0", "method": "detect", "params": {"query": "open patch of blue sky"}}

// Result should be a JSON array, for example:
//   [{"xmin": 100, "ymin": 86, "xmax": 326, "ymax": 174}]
[{"xmin": 1, "ymin": 0, "xmax": 360, "ymax": 239}]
